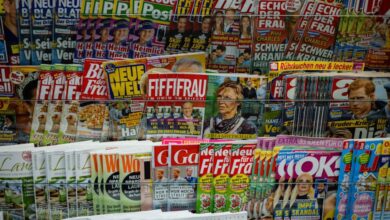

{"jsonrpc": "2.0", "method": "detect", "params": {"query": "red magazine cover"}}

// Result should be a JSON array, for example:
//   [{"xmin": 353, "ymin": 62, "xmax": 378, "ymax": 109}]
[
  {"xmin": 168, "ymin": 144, "xmax": 200, "ymax": 211},
  {"xmin": 152, "ymin": 145, "xmax": 169, "ymax": 211},
  {"xmin": 80, "ymin": 58, "xmax": 109, "ymax": 100}
]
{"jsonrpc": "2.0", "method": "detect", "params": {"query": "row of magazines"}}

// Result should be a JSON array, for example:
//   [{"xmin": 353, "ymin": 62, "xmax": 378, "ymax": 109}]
[
  {"xmin": 0, "ymin": 0, "xmax": 389, "ymax": 71},
  {"xmin": 0, "ymin": 52, "xmax": 389, "ymax": 145},
  {"xmin": 0, "ymin": 135, "xmax": 388, "ymax": 220}
]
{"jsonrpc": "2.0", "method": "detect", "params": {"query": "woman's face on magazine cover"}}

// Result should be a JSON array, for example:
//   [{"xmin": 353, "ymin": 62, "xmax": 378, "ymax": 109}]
[
  {"xmin": 297, "ymin": 173, "xmax": 312, "ymax": 195},
  {"xmin": 101, "ymin": 28, "xmax": 109, "ymax": 42},
  {"xmin": 241, "ymin": 17, "xmax": 250, "ymax": 29},
  {"xmin": 114, "ymin": 28, "xmax": 129, "ymax": 42},
  {"xmin": 217, "ymin": 87, "xmax": 240, "ymax": 116},
  {"xmin": 140, "ymin": 29, "xmax": 154, "ymax": 44},
  {"xmin": 215, "ymin": 15, "xmax": 223, "ymax": 26}
]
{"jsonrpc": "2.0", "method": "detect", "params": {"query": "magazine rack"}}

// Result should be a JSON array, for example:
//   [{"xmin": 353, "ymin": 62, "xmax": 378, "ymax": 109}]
[
  {"xmin": 7, "ymin": 4, "xmax": 390, "ymax": 70},
  {"xmin": 1, "ymin": 96, "xmax": 388, "ymax": 145},
  {"xmin": 1, "ymin": 182, "xmax": 389, "ymax": 219}
]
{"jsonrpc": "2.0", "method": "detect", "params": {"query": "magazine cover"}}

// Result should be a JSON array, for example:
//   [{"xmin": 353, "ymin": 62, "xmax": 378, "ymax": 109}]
[
  {"xmin": 227, "ymin": 143, "xmax": 255, "ymax": 212},
  {"xmin": 52, "ymin": 0, "xmax": 81, "ymax": 64},
  {"xmin": 83, "ymin": 0, "xmax": 101, "ymax": 59},
  {"xmin": 146, "ymin": 72, "xmax": 208, "ymax": 139},
  {"xmin": 168, "ymin": 144, "xmax": 199, "ymax": 212},
  {"xmin": 18, "ymin": 0, "xmax": 32, "ymax": 65},
  {"xmin": 65, "ymin": 150, "xmax": 77, "ymax": 218},
  {"xmin": 102, "ymin": 151, "xmax": 121, "ymax": 213},
  {"xmin": 165, "ymin": 0, "xmax": 195, "ymax": 53},
  {"xmin": 0, "ymin": 17, "xmax": 8, "ymax": 64},
  {"xmin": 212, "ymin": 143, "xmax": 231, "ymax": 213},
  {"xmin": 119, "ymin": 151, "xmax": 151, "ymax": 212},
  {"xmin": 43, "ymin": 64, "xmax": 66, "ymax": 146},
  {"xmin": 32, "ymin": 149, "xmax": 49, "ymax": 220},
  {"xmin": 0, "ymin": 66, "xmax": 38, "ymax": 144},
  {"xmin": 45, "ymin": 148, "xmax": 69, "ymax": 219},
  {"xmin": 189, "ymin": 0, "xmax": 213, "ymax": 52},
  {"xmin": 1, "ymin": 0, "xmax": 18, "ymax": 64},
  {"xmin": 90, "ymin": 151, "xmax": 101, "ymax": 214},
  {"xmin": 0, "ymin": 107, "xmax": 16, "ymax": 145},
  {"xmin": 74, "ymin": 0, "xmax": 92, "ymax": 63},
  {"xmin": 31, "ymin": 0, "xmax": 54, "ymax": 65},
  {"xmin": 0, "ymin": 146, "xmax": 35, "ymax": 220},
  {"xmin": 131, "ymin": 0, "xmax": 175, "ymax": 58},
  {"xmin": 203, "ymin": 74, "xmax": 267, "ymax": 139},
  {"xmin": 270, "ymin": 148, "xmax": 341, "ymax": 220},
  {"xmin": 196, "ymin": 143, "xmax": 214, "ymax": 213},
  {"xmin": 106, "ymin": 19, "xmax": 130, "ymax": 59},
  {"xmin": 103, "ymin": 58, "xmax": 147, "ymax": 140},
  {"xmin": 348, "ymin": 139, "xmax": 382, "ymax": 220},
  {"xmin": 365, "ymin": 2, "xmax": 390, "ymax": 69},
  {"xmin": 373, "ymin": 140, "xmax": 389, "ymax": 220},
  {"xmin": 252, "ymin": 0, "xmax": 288, "ymax": 74},
  {"xmin": 327, "ymin": 74, "xmax": 390, "ymax": 139},
  {"xmin": 58, "ymin": 64, "xmax": 83, "ymax": 144},
  {"xmin": 293, "ymin": 1, "xmax": 342, "ymax": 61},
  {"xmin": 334, "ymin": 139, "xmax": 357, "ymax": 219},
  {"xmin": 152, "ymin": 145, "xmax": 169, "ymax": 211},
  {"xmin": 75, "ymin": 146, "xmax": 99, "ymax": 217},
  {"xmin": 207, "ymin": 0, "xmax": 242, "ymax": 73},
  {"xmin": 80, "ymin": 58, "xmax": 109, "ymax": 101},
  {"xmin": 236, "ymin": 0, "xmax": 254, "ymax": 74},
  {"xmin": 91, "ymin": 18, "xmax": 109, "ymax": 59},
  {"xmin": 139, "ymin": 154, "xmax": 152, "ymax": 211},
  {"xmin": 30, "ymin": 65, "xmax": 53, "ymax": 146}
]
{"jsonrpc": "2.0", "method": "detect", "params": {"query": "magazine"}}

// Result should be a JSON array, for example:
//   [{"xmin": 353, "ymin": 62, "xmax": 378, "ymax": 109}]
[
  {"xmin": 0, "ymin": 66, "xmax": 38, "ymax": 144},
  {"xmin": 32, "ymin": 148, "xmax": 49, "ymax": 220},
  {"xmin": 65, "ymin": 149, "xmax": 78, "ymax": 218},
  {"xmin": 236, "ymin": 0, "xmax": 255, "ymax": 74},
  {"xmin": 119, "ymin": 150, "xmax": 151, "ymax": 212},
  {"xmin": 103, "ymin": 58, "xmax": 147, "ymax": 140},
  {"xmin": 189, "ymin": 0, "xmax": 213, "ymax": 53},
  {"xmin": 102, "ymin": 150, "xmax": 121, "ymax": 213},
  {"xmin": 0, "ymin": 144, "xmax": 35, "ymax": 220},
  {"xmin": 58, "ymin": 64, "xmax": 83, "ymax": 144},
  {"xmin": 0, "ymin": 17, "xmax": 9, "ymax": 64},
  {"xmin": 168, "ymin": 144, "xmax": 199, "ymax": 212},
  {"xmin": 146, "ymin": 72, "xmax": 208, "ymax": 140},
  {"xmin": 152, "ymin": 145, "xmax": 169, "ymax": 211},
  {"xmin": 271, "ymin": 147, "xmax": 341, "ymax": 220},
  {"xmin": 196, "ymin": 143, "xmax": 214, "ymax": 213},
  {"xmin": 207, "ymin": 0, "xmax": 241, "ymax": 73},
  {"xmin": 131, "ymin": 0, "xmax": 175, "ymax": 58},
  {"xmin": 31, "ymin": 0, "xmax": 54, "ymax": 65},
  {"xmin": 326, "ymin": 73, "xmax": 390, "ymax": 139},
  {"xmin": 348, "ymin": 139, "xmax": 383, "ymax": 220},
  {"xmin": 212, "ymin": 143, "xmax": 231, "ymax": 213},
  {"xmin": 75, "ymin": 146, "xmax": 101, "ymax": 217},
  {"xmin": 203, "ymin": 74, "xmax": 267, "ymax": 139},
  {"xmin": 165, "ymin": 0, "xmax": 195, "ymax": 53},
  {"xmin": 18, "ymin": 0, "xmax": 32, "ymax": 65},
  {"xmin": 44, "ymin": 64, "xmax": 66, "ymax": 146},
  {"xmin": 252, "ymin": 0, "xmax": 288, "ymax": 75},
  {"xmin": 80, "ymin": 58, "xmax": 109, "ymax": 101},
  {"xmin": 30, "ymin": 65, "xmax": 53, "ymax": 146},
  {"xmin": 139, "ymin": 154, "xmax": 152, "ymax": 211},
  {"xmin": 227, "ymin": 143, "xmax": 255, "ymax": 212},
  {"xmin": 52, "ymin": 0, "xmax": 81, "ymax": 64}
]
